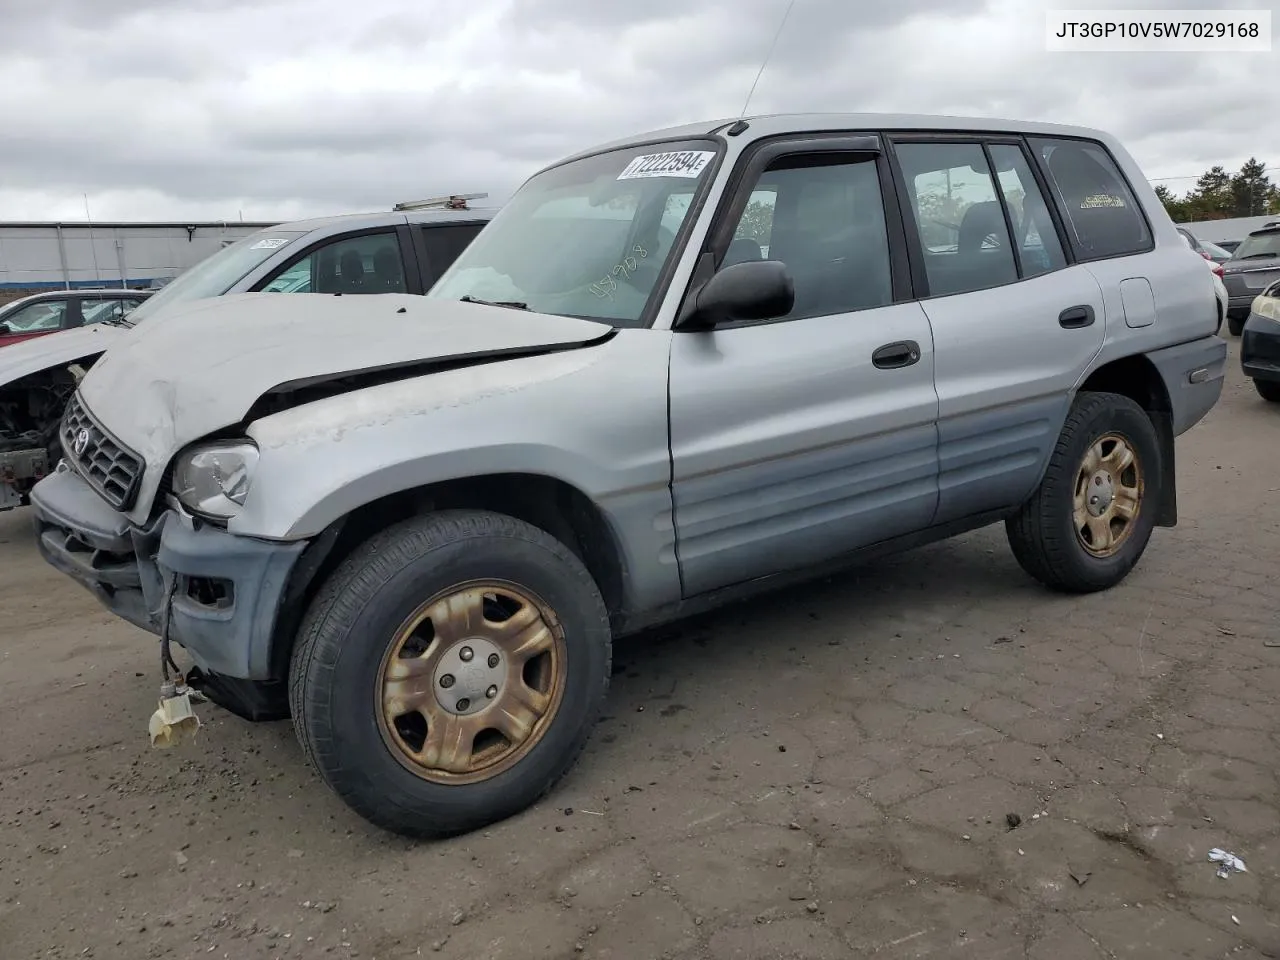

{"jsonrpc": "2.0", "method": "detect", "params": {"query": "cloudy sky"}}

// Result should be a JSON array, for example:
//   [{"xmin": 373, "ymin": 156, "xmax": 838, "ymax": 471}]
[{"xmin": 1, "ymin": 0, "xmax": 1273, "ymax": 222}]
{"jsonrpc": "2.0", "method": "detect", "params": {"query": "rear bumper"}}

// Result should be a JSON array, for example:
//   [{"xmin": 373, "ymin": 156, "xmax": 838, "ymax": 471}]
[
  {"xmin": 30, "ymin": 466, "xmax": 307, "ymax": 681},
  {"xmin": 1241, "ymin": 312, "xmax": 1280, "ymax": 384},
  {"xmin": 1144, "ymin": 335, "xmax": 1227, "ymax": 436}
]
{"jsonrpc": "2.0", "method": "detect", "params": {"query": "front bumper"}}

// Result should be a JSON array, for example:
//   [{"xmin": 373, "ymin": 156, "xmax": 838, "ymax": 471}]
[
  {"xmin": 30, "ymin": 466, "xmax": 307, "ymax": 682},
  {"xmin": 1241, "ymin": 312, "xmax": 1280, "ymax": 384}
]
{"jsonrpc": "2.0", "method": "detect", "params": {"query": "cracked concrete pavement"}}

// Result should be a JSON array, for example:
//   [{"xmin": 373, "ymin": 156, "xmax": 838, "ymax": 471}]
[{"xmin": 1, "ymin": 338, "xmax": 1277, "ymax": 959}]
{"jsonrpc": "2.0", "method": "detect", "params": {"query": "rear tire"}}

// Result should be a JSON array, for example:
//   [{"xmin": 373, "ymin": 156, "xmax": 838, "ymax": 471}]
[
  {"xmin": 289, "ymin": 509, "xmax": 612, "ymax": 839},
  {"xmin": 1227, "ymin": 314, "xmax": 1246, "ymax": 337},
  {"xmin": 1255, "ymin": 379, "xmax": 1280, "ymax": 403},
  {"xmin": 1006, "ymin": 391, "xmax": 1161, "ymax": 594}
]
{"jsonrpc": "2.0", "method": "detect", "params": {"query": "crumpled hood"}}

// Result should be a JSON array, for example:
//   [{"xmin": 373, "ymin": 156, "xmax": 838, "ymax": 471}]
[
  {"xmin": 78, "ymin": 292, "xmax": 612, "ymax": 471},
  {"xmin": 0, "ymin": 323, "xmax": 127, "ymax": 386}
]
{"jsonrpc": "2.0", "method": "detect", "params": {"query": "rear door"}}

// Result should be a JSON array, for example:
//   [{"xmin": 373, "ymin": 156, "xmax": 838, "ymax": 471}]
[
  {"xmin": 888, "ymin": 135, "xmax": 1106, "ymax": 525},
  {"xmin": 667, "ymin": 135, "xmax": 940, "ymax": 596}
]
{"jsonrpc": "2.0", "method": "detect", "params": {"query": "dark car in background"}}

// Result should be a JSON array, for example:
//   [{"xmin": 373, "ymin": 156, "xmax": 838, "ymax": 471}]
[
  {"xmin": 1222, "ymin": 225, "xmax": 1280, "ymax": 336},
  {"xmin": 1241, "ymin": 279, "xmax": 1280, "ymax": 403},
  {"xmin": 0, "ymin": 289, "xmax": 151, "ymax": 348}
]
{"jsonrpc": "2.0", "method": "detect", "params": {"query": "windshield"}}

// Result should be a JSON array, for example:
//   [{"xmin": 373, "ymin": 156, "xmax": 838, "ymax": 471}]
[
  {"xmin": 427, "ymin": 139, "xmax": 721, "ymax": 326},
  {"xmin": 125, "ymin": 229, "xmax": 306, "ymax": 324},
  {"xmin": 1231, "ymin": 231, "xmax": 1280, "ymax": 261}
]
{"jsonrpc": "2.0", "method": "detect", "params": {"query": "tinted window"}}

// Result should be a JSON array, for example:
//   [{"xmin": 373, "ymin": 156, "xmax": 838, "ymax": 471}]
[
  {"xmin": 419, "ymin": 224, "xmax": 484, "ymax": 285},
  {"xmin": 722, "ymin": 154, "xmax": 892, "ymax": 319},
  {"xmin": 895, "ymin": 142, "xmax": 1017, "ymax": 297},
  {"xmin": 3, "ymin": 299, "xmax": 68, "ymax": 332},
  {"xmin": 988, "ymin": 144, "xmax": 1068, "ymax": 277},
  {"xmin": 1030, "ymin": 137, "xmax": 1151, "ymax": 260},
  {"xmin": 262, "ymin": 232, "xmax": 406, "ymax": 294}
]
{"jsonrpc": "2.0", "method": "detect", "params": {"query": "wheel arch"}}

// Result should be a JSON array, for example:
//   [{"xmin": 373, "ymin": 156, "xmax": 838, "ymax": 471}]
[
  {"xmin": 1075, "ymin": 352, "xmax": 1177, "ymax": 527},
  {"xmin": 267, "ymin": 473, "xmax": 630, "ymax": 681}
]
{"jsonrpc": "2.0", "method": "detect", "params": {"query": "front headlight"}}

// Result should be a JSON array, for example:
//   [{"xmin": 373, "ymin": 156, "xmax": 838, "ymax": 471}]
[{"xmin": 172, "ymin": 441, "xmax": 259, "ymax": 521}]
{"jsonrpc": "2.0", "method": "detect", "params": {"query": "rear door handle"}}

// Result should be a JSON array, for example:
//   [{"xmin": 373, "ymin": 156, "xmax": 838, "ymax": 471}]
[
  {"xmin": 872, "ymin": 340, "xmax": 921, "ymax": 370},
  {"xmin": 1059, "ymin": 305, "xmax": 1095, "ymax": 329}
]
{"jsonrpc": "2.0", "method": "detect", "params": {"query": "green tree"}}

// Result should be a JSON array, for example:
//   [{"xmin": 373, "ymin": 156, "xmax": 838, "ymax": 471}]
[{"xmin": 1229, "ymin": 158, "xmax": 1278, "ymax": 218}]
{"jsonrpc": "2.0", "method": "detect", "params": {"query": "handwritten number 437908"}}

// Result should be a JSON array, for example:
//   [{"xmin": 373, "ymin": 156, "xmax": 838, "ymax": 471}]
[{"xmin": 590, "ymin": 245, "xmax": 648, "ymax": 299}]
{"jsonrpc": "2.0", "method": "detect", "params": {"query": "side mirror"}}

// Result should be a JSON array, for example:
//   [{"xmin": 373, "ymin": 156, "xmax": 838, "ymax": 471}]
[
  {"xmin": 0, "ymin": 324, "xmax": 9, "ymax": 336},
  {"xmin": 677, "ymin": 259, "xmax": 795, "ymax": 330}
]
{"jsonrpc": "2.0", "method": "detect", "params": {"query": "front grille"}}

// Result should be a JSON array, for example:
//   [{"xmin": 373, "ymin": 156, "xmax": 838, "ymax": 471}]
[{"xmin": 60, "ymin": 395, "xmax": 144, "ymax": 510}]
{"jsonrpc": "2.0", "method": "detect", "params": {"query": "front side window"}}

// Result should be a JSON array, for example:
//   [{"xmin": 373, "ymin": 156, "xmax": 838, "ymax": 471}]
[
  {"xmin": 262, "ymin": 232, "xmax": 407, "ymax": 294},
  {"xmin": 428, "ymin": 139, "xmax": 721, "ymax": 326},
  {"xmin": 1030, "ymin": 137, "xmax": 1151, "ymax": 260},
  {"xmin": 723, "ymin": 154, "xmax": 893, "ymax": 318},
  {"xmin": 988, "ymin": 144, "xmax": 1068, "ymax": 278},
  {"xmin": 125, "ymin": 230, "xmax": 307, "ymax": 324},
  {"xmin": 895, "ymin": 141, "xmax": 1018, "ymax": 296},
  {"xmin": 1231, "ymin": 231, "xmax": 1280, "ymax": 261},
  {"xmin": 2, "ymin": 299, "xmax": 68, "ymax": 332}
]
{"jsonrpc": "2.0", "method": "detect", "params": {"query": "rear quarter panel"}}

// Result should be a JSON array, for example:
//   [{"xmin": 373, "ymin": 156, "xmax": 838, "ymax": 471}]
[{"xmin": 1075, "ymin": 135, "xmax": 1220, "ymax": 369}]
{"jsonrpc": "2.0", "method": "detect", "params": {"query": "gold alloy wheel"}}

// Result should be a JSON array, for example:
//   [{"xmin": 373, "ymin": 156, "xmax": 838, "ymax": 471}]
[
  {"xmin": 376, "ymin": 581, "xmax": 567, "ymax": 785},
  {"xmin": 1073, "ymin": 433, "xmax": 1144, "ymax": 558}
]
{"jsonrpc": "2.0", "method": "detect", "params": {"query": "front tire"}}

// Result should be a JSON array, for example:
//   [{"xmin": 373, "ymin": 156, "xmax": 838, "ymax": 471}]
[
  {"xmin": 1006, "ymin": 391, "xmax": 1161, "ymax": 594},
  {"xmin": 1254, "ymin": 379, "xmax": 1280, "ymax": 404},
  {"xmin": 1227, "ymin": 314, "xmax": 1246, "ymax": 337},
  {"xmin": 289, "ymin": 510, "xmax": 612, "ymax": 838}
]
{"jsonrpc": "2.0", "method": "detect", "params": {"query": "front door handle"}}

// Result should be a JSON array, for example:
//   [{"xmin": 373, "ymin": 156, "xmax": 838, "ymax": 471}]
[
  {"xmin": 872, "ymin": 340, "xmax": 921, "ymax": 370},
  {"xmin": 1059, "ymin": 305, "xmax": 1096, "ymax": 329}
]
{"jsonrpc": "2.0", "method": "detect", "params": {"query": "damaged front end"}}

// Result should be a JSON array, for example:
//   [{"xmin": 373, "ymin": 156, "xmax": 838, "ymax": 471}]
[{"xmin": 0, "ymin": 368, "xmax": 81, "ymax": 510}]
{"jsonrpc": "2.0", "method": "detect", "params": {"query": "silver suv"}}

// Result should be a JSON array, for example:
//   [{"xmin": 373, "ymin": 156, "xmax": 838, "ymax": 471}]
[{"xmin": 29, "ymin": 114, "xmax": 1224, "ymax": 839}]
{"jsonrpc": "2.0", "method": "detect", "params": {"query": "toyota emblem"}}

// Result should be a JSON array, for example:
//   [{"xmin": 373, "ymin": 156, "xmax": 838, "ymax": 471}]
[{"xmin": 71, "ymin": 428, "xmax": 90, "ymax": 457}]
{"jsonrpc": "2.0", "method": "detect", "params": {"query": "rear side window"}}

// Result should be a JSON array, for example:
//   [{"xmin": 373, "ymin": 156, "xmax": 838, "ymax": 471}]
[
  {"xmin": 419, "ymin": 223, "xmax": 484, "ymax": 286},
  {"xmin": 1029, "ymin": 138, "xmax": 1151, "ymax": 260},
  {"xmin": 894, "ymin": 141, "xmax": 1018, "ymax": 297},
  {"xmin": 988, "ymin": 144, "xmax": 1068, "ymax": 278}
]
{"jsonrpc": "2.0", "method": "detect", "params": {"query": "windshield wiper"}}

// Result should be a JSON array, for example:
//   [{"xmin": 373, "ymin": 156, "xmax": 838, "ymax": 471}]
[
  {"xmin": 1236, "ymin": 253, "xmax": 1279, "ymax": 261},
  {"xmin": 459, "ymin": 295, "xmax": 530, "ymax": 311}
]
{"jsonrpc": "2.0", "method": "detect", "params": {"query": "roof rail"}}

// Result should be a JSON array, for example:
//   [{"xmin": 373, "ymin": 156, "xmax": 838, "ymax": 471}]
[{"xmin": 393, "ymin": 193, "xmax": 489, "ymax": 212}]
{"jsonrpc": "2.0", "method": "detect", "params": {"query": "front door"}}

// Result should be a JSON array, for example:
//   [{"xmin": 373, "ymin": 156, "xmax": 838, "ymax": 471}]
[{"xmin": 668, "ymin": 141, "xmax": 940, "ymax": 597}]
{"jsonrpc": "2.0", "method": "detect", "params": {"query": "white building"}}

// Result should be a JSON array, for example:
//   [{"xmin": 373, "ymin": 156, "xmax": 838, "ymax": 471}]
[{"xmin": 0, "ymin": 220, "xmax": 277, "ymax": 292}]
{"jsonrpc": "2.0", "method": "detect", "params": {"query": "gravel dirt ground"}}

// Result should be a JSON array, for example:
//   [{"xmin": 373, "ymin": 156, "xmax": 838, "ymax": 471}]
[{"xmin": 1, "ymin": 338, "xmax": 1278, "ymax": 960}]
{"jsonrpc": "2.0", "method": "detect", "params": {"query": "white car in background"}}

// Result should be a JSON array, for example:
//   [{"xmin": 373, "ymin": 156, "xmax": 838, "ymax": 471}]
[{"xmin": 1213, "ymin": 265, "xmax": 1228, "ymax": 334}]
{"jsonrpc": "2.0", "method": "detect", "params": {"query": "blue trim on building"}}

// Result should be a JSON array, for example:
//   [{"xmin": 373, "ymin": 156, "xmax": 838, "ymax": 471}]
[{"xmin": 0, "ymin": 278, "xmax": 160, "ymax": 291}]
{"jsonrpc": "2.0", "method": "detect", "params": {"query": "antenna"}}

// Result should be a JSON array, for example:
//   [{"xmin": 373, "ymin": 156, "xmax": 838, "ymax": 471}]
[{"xmin": 739, "ymin": 0, "xmax": 797, "ymax": 118}]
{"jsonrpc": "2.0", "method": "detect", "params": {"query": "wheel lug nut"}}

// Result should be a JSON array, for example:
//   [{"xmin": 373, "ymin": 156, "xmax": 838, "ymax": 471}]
[
  {"xmin": 488, "ymin": 653, "xmax": 500, "ymax": 668},
  {"xmin": 439, "ymin": 674, "xmax": 455, "ymax": 688},
  {"xmin": 486, "ymin": 685, "xmax": 498, "ymax": 699},
  {"xmin": 456, "ymin": 697, "xmax": 471, "ymax": 711},
  {"xmin": 460, "ymin": 646, "xmax": 474, "ymax": 662}
]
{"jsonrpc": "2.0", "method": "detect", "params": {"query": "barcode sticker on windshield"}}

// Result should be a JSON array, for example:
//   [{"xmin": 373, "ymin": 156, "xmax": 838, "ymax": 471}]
[
  {"xmin": 250, "ymin": 238, "xmax": 291, "ymax": 250},
  {"xmin": 617, "ymin": 151, "xmax": 715, "ymax": 181}
]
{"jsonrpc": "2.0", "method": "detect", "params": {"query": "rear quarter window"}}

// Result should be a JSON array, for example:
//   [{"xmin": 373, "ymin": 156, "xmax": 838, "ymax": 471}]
[{"xmin": 1029, "ymin": 137, "xmax": 1152, "ymax": 261}]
